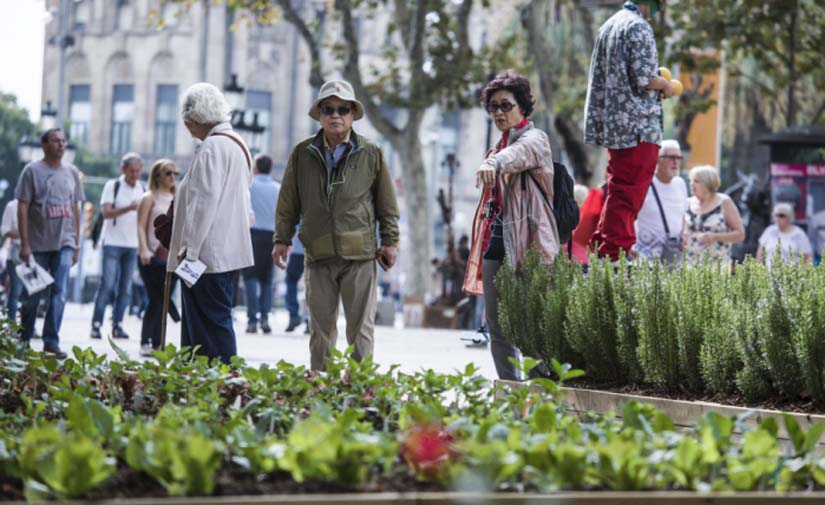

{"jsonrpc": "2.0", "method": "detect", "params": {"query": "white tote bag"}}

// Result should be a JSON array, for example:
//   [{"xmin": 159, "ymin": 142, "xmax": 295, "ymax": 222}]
[{"xmin": 15, "ymin": 261, "xmax": 54, "ymax": 295}]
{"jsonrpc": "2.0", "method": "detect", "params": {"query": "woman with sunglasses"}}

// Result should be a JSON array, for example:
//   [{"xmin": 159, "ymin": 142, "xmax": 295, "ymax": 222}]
[
  {"xmin": 463, "ymin": 70, "xmax": 560, "ymax": 381},
  {"xmin": 136, "ymin": 158, "xmax": 178, "ymax": 356},
  {"xmin": 756, "ymin": 202, "xmax": 813, "ymax": 267}
]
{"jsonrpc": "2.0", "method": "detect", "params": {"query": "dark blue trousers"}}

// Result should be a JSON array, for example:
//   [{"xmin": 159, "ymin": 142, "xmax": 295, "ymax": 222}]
[{"xmin": 180, "ymin": 271, "xmax": 236, "ymax": 364}]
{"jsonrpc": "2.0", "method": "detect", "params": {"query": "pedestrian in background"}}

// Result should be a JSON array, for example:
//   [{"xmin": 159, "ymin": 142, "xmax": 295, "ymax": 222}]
[
  {"xmin": 756, "ymin": 202, "xmax": 813, "ymax": 267},
  {"xmin": 15, "ymin": 128, "xmax": 85, "ymax": 359},
  {"xmin": 90, "ymin": 152, "xmax": 145, "ymax": 340},
  {"xmin": 273, "ymin": 79, "xmax": 400, "ymax": 371},
  {"xmin": 1, "ymin": 199, "xmax": 22, "ymax": 322},
  {"xmin": 683, "ymin": 165, "xmax": 745, "ymax": 265},
  {"xmin": 243, "ymin": 154, "xmax": 280, "ymax": 334},
  {"xmin": 634, "ymin": 139, "xmax": 688, "ymax": 264},
  {"xmin": 464, "ymin": 70, "xmax": 559, "ymax": 381},
  {"xmin": 169, "ymin": 82, "xmax": 254, "ymax": 364},
  {"xmin": 137, "ymin": 158, "xmax": 178, "ymax": 356},
  {"xmin": 584, "ymin": 0, "xmax": 674, "ymax": 262},
  {"xmin": 283, "ymin": 229, "xmax": 306, "ymax": 333}
]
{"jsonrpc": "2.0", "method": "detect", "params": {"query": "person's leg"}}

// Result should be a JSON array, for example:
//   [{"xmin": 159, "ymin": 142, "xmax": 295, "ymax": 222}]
[
  {"xmin": 259, "ymin": 262, "xmax": 274, "ymax": 327},
  {"xmin": 41, "ymin": 247, "xmax": 74, "ymax": 348},
  {"xmin": 285, "ymin": 254, "xmax": 303, "ymax": 326},
  {"xmin": 482, "ymin": 258, "xmax": 520, "ymax": 381},
  {"xmin": 305, "ymin": 260, "xmax": 341, "ymax": 370},
  {"xmin": 6, "ymin": 259, "xmax": 22, "ymax": 322},
  {"xmin": 18, "ymin": 253, "xmax": 50, "ymax": 342},
  {"xmin": 591, "ymin": 143, "xmax": 659, "ymax": 261},
  {"xmin": 243, "ymin": 271, "xmax": 259, "ymax": 327},
  {"xmin": 339, "ymin": 260, "xmax": 377, "ymax": 364},
  {"xmin": 112, "ymin": 247, "xmax": 137, "ymax": 327},
  {"xmin": 138, "ymin": 261, "xmax": 164, "ymax": 347},
  {"xmin": 91, "ymin": 246, "xmax": 120, "ymax": 330},
  {"xmin": 182, "ymin": 272, "xmax": 236, "ymax": 364}
]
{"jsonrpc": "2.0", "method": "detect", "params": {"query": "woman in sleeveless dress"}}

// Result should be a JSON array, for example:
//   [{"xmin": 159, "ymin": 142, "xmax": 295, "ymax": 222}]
[
  {"xmin": 683, "ymin": 165, "xmax": 745, "ymax": 265},
  {"xmin": 136, "ymin": 159, "xmax": 178, "ymax": 356}
]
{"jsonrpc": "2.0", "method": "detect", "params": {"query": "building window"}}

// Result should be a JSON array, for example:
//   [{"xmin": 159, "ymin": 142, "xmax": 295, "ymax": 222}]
[
  {"xmin": 110, "ymin": 84, "xmax": 134, "ymax": 155},
  {"xmin": 115, "ymin": 0, "xmax": 132, "ymax": 30},
  {"xmin": 68, "ymin": 84, "xmax": 91, "ymax": 146},
  {"xmin": 154, "ymin": 84, "xmax": 178, "ymax": 154},
  {"xmin": 246, "ymin": 89, "xmax": 271, "ymax": 155},
  {"xmin": 73, "ymin": 0, "xmax": 90, "ymax": 31}
]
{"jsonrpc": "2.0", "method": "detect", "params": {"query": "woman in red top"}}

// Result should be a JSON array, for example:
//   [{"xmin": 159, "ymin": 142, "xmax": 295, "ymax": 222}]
[{"xmin": 463, "ymin": 70, "xmax": 560, "ymax": 381}]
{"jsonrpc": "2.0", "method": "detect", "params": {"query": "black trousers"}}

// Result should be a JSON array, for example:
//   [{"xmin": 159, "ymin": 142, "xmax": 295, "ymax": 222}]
[
  {"xmin": 181, "ymin": 271, "xmax": 236, "ymax": 364},
  {"xmin": 138, "ymin": 259, "xmax": 179, "ymax": 348}
]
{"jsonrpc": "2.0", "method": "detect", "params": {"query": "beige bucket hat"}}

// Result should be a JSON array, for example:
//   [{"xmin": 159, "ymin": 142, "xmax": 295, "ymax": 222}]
[{"xmin": 308, "ymin": 79, "xmax": 365, "ymax": 121}]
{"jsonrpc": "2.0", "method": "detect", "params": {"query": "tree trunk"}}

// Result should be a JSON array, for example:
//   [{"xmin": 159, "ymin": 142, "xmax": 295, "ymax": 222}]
[
  {"xmin": 394, "ymin": 131, "xmax": 431, "ymax": 298},
  {"xmin": 787, "ymin": 1, "xmax": 797, "ymax": 127}
]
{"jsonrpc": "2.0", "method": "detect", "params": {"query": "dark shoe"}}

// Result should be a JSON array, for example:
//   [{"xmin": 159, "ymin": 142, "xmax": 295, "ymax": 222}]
[
  {"xmin": 285, "ymin": 318, "xmax": 301, "ymax": 332},
  {"xmin": 90, "ymin": 325, "xmax": 102, "ymax": 339},
  {"xmin": 246, "ymin": 322, "xmax": 257, "ymax": 334},
  {"xmin": 43, "ymin": 345, "xmax": 67, "ymax": 359},
  {"xmin": 260, "ymin": 322, "xmax": 271, "ymax": 334},
  {"xmin": 112, "ymin": 325, "xmax": 129, "ymax": 339}
]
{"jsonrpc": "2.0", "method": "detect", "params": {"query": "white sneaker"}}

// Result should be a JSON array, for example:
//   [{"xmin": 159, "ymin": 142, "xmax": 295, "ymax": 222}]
[{"xmin": 139, "ymin": 344, "xmax": 154, "ymax": 357}]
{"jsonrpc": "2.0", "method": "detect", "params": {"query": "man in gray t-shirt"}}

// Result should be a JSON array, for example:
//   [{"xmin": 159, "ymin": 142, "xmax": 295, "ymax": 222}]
[{"xmin": 14, "ymin": 128, "xmax": 85, "ymax": 359}]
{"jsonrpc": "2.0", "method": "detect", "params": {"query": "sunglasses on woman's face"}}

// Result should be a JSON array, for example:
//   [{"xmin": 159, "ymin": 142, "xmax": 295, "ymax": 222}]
[
  {"xmin": 486, "ymin": 101, "xmax": 516, "ymax": 113},
  {"xmin": 321, "ymin": 105, "xmax": 352, "ymax": 117},
  {"xmin": 164, "ymin": 170, "xmax": 179, "ymax": 177},
  {"xmin": 774, "ymin": 213, "xmax": 789, "ymax": 219}
]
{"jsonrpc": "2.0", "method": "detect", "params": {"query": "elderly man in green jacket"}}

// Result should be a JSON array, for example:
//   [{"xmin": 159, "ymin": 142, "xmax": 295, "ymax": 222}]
[{"xmin": 273, "ymin": 80, "xmax": 400, "ymax": 371}]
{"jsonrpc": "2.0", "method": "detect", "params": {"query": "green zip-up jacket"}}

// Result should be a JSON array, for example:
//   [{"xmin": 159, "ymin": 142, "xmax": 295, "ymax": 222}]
[{"xmin": 274, "ymin": 129, "xmax": 400, "ymax": 265}]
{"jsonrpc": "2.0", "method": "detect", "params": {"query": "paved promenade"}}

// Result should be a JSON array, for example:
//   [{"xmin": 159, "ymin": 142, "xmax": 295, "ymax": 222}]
[{"xmin": 22, "ymin": 303, "xmax": 498, "ymax": 378}]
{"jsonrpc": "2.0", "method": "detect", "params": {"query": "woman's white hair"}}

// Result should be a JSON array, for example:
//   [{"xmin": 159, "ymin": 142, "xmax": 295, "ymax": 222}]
[{"xmin": 181, "ymin": 82, "xmax": 231, "ymax": 125}]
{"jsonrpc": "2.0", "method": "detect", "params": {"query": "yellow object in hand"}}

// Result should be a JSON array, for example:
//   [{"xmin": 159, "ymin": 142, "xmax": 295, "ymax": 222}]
[
  {"xmin": 671, "ymin": 79, "xmax": 683, "ymax": 96},
  {"xmin": 659, "ymin": 67, "xmax": 671, "ymax": 81}
]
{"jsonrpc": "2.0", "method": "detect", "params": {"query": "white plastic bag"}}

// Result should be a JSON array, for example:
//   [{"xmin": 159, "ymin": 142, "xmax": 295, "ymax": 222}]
[{"xmin": 15, "ymin": 261, "xmax": 54, "ymax": 295}]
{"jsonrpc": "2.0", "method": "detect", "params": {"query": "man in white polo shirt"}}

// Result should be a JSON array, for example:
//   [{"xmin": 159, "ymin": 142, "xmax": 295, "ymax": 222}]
[
  {"xmin": 634, "ymin": 139, "xmax": 688, "ymax": 263},
  {"xmin": 90, "ymin": 152, "xmax": 145, "ymax": 339}
]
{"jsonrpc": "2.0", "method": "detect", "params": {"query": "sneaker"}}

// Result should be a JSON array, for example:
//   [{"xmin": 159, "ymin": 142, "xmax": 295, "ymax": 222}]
[
  {"xmin": 246, "ymin": 322, "xmax": 257, "ymax": 334},
  {"xmin": 112, "ymin": 325, "xmax": 129, "ymax": 339},
  {"xmin": 43, "ymin": 345, "xmax": 67, "ymax": 360},
  {"xmin": 90, "ymin": 324, "xmax": 102, "ymax": 339},
  {"xmin": 260, "ymin": 322, "xmax": 272, "ymax": 334},
  {"xmin": 139, "ymin": 344, "xmax": 154, "ymax": 357},
  {"xmin": 285, "ymin": 317, "xmax": 301, "ymax": 333}
]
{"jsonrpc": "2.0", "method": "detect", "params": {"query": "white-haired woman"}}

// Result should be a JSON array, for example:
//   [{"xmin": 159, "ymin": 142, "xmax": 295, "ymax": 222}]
[
  {"xmin": 756, "ymin": 202, "xmax": 813, "ymax": 267},
  {"xmin": 167, "ymin": 82, "xmax": 254, "ymax": 364},
  {"xmin": 683, "ymin": 165, "xmax": 745, "ymax": 265}
]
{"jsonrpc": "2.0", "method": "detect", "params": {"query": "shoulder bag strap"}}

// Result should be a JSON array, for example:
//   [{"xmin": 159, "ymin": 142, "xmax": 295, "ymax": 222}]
[
  {"xmin": 650, "ymin": 182, "xmax": 671, "ymax": 237},
  {"xmin": 211, "ymin": 131, "xmax": 252, "ymax": 170},
  {"xmin": 112, "ymin": 180, "xmax": 121, "ymax": 227}
]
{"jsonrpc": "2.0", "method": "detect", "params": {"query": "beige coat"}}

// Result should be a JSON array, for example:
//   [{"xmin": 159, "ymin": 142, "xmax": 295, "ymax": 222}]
[
  {"xmin": 463, "ymin": 122, "xmax": 560, "ymax": 295},
  {"xmin": 167, "ymin": 122, "xmax": 254, "ymax": 274}
]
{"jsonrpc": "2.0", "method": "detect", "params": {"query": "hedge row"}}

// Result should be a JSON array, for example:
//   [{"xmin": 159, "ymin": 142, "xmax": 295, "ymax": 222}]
[{"xmin": 496, "ymin": 251, "xmax": 825, "ymax": 405}]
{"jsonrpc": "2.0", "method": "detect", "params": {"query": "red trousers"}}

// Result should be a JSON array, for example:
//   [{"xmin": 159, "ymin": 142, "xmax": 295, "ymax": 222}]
[{"xmin": 589, "ymin": 142, "xmax": 659, "ymax": 261}]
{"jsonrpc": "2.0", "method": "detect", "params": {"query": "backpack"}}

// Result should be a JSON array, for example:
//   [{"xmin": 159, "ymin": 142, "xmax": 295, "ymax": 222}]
[
  {"xmin": 90, "ymin": 179, "xmax": 146, "ymax": 249},
  {"xmin": 525, "ymin": 162, "xmax": 580, "ymax": 246}
]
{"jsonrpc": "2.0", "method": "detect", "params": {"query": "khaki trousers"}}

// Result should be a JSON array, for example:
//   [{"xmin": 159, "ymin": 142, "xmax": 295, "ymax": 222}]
[{"xmin": 305, "ymin": 258, "xmax": 377, "ymax": 370}]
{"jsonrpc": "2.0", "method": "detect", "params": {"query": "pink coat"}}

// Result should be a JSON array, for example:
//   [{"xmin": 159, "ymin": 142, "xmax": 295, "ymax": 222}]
[{"xmin": 463, "ymin": 122, "xmax": 560, "ymax": 296}]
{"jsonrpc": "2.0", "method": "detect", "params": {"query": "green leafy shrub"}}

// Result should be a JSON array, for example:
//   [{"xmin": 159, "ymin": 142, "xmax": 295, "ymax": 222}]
[
  {"xmin": 635, "ymin": 261, "xmax": 680, "ymax": 389},
  {"xmin": 497, "ymin": 249, "xmax": 550, "ymax": 367}
]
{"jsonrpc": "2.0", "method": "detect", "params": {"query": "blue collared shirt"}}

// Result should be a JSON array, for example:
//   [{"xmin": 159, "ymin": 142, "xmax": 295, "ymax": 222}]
[{"xmin": 249, "ymin": 173, "xmax": 280, "ymax": 232}]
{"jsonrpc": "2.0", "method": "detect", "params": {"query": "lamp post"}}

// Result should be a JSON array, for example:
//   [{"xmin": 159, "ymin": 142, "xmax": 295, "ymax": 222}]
[{"xmin": 223, "ymin": 73, "xmax": 265, "ymax": 156}]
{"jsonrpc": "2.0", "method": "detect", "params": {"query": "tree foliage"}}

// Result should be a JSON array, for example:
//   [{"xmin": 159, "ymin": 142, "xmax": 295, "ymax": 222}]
[{"xmin": 0, "ymin": 93, "xmax": 34, "ymax": 211}]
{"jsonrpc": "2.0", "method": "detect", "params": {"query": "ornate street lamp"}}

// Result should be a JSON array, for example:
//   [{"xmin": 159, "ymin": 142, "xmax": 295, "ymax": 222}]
[{"xmin": 223, "ymin": 73, "xmax": 245, "ymax": 128}]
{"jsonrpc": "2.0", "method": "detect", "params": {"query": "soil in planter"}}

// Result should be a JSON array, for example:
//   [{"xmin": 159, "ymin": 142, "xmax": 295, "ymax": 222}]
[{"xmin": 565, "ymin": 378, "xmax": 825, "ymax": 415}]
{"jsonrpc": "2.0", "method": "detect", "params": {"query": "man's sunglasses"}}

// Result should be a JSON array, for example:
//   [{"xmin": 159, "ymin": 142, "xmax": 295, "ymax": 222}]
[
  {"xmin": 774, "ymin": 213, "xmax": 789, "ymax": 218},
  {"xmin": 321, "ymin": 105, "xmax": 353, "ymax": 116},
  {"xmin": 486, "ymin": 101, "xmax": 516, "ymax": 113},
  {"xmin": 660, "ymin": 155, "xmax": 683, "ymax": 161}
]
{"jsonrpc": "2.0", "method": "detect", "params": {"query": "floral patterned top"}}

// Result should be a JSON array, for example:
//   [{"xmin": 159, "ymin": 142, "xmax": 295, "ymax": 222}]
[
  {"xmin": 584, "ymin": 1, "xmax": 662, "ymax": 149},
  {"xmin": 684, "ymin": 201, "xmax": 732, "ymax": 264}
]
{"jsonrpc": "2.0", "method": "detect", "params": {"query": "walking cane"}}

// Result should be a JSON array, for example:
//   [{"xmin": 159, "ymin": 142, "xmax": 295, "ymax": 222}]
[{"xmin": 160, "ymin": 271, "xmax": 171, "ymax": 348}]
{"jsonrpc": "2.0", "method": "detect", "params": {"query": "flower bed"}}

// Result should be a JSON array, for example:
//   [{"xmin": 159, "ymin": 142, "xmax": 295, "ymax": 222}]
[
  {"xmin": 3, "ymin": 333, "xmax": 825, "ymax": 502},
  {"xmin": 497, "ymin": 251, "xmax": 825, "ymax": 408}
]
